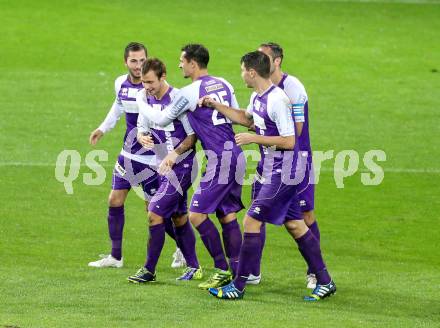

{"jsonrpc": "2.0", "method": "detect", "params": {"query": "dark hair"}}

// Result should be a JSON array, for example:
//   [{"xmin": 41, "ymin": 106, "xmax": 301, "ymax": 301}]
[
  {"xmin": 124, "ymin": 42, "xmax": 147, "ymax": 61},
  {"xmin": 181, "ymin": 44, "xmax": 209, "ymax": 69},
  {"xmin": 141, "ymin": 58, "xmax": 166, "ymax": 79},
  {"xmin": 259, "ymin": 42, "xmax": 284, "ymax": 65},
  {"xmin": 241, "ymin": 51, "xmax": 271, "ymax": 78}
]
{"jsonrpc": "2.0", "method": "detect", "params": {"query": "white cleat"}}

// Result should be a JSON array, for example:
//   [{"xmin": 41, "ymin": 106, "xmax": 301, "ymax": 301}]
[
  {"xmin": 246, "ymin": 274, "xmax": 261, "ymax": 285},
  {"xmin": 171, "ymin": 248, "xmax": 186, "ymax": 269},
  {"xmin": 306, "ymin": 273, "xmax": 317, "ymax": 289},
  {"xmin": 88, "ymin": 254, "xmax": 123, "ymax": 268}
]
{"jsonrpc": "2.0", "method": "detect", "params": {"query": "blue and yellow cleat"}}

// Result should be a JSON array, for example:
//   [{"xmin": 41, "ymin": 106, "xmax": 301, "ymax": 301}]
[
  {"xmin": 127, "ymin": 267, "xmax": 156, "ymax": 284},
  {"xmin": 304, "ymin": 280, "xmax": 336, "ymax": 301},
  {"xmin": 209, "ymin": 282, "xmax": 244, "ymax": 300}
]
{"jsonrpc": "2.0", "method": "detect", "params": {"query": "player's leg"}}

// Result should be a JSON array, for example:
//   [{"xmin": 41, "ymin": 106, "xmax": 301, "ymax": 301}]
[
  {"xmin": 299, "ymin": 180, "xmax": 320, "ymax": 288},
  {"xmin": 127, "ymin": 211, "xmax": 164, "ymax": 283},
  {"xmin": 88, "ymin": 187, "xmax": 129, "ymax": 268},
  {"xmin": 284, "ymin": 219, "xmax": 336, "ymax": 301},
  {"xmin": 172, "ymin": 214, "xmax": 203, "ymax": 281},
  {"xmin": 189, "ymin": 211, "xmax": 230, "ymax": 289},
  {"xmin": 208, "ymin": 214, "xmax": 262, "ymax": 299},
  {"xmin": 217, "ymin": 212, "xmax": 242, "ymax": 278},
  {"xmin": 140, "ymin": 168, "xmax": 182, "ymax": 268}
]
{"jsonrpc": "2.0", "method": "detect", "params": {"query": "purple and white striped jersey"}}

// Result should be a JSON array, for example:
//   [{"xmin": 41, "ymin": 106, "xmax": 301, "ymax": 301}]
[
  {"xmin": 136, "ymin": 75, "xmax": 242, "ymax": 156},
  {"xmin": 278, "ymin": 73, "xmax": 311, "ymax": 154},
  {"xmin": 247, "ymin": 85, "xmax": 297, "ymax": 173},
  {"xmin": 136, "ymin": 86, "xmax": 195, "ymax": 170},
  {"xmin": 98, "ymin": 74, "xmax": 155, "ymax": 165}
]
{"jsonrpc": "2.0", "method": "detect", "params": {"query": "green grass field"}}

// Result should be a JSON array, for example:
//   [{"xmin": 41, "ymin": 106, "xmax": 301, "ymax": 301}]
[{"xmin": 1, "ymin": 0, "xmax": 439, "ymax": 327}]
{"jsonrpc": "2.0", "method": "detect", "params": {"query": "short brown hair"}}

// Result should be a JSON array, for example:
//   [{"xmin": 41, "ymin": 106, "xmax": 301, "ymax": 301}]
[
  {"xmin": 141, "ymin": 58, "xmax": 166, "ymax": 79},
  {"xmin": 124, "ymin": 42, "xmax": 147, "ymax": 61}
]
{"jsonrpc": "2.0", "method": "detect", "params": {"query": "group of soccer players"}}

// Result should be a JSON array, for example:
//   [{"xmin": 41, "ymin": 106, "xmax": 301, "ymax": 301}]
[{"xmin": 88, "ymin": 41, "xmax": 337, "ymax": 302}]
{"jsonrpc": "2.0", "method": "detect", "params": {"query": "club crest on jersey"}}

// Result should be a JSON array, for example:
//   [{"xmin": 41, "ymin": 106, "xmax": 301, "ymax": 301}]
[{"xmin": 121, "ymin": 88, "xmax": 128, "ymax": 97}]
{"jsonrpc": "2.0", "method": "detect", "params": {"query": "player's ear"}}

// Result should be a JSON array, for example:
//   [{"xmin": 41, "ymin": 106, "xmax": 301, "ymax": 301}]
[{"xmin": 161, "ymin": 73, "xmax": 166, "ymax": 81}]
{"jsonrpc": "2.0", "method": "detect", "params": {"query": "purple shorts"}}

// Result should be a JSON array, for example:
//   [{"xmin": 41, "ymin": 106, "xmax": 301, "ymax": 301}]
[
  {"xmin": 112, "ymin": 155, "xmax": 159, "ymax": 200},
  {"xmin": 189, "ymin": 156, "xmax": 244, "ymax": 218},
  {"xmin": 297, "ymin": 160, "xmax": 315, "ymax": 212},
  {"xmin": 148, "ymin": 167, "xmax": 192, "ymax": 218},
  {"xmin": 247, "ymin": 172, "xmax": 303, "ymax": 225}
]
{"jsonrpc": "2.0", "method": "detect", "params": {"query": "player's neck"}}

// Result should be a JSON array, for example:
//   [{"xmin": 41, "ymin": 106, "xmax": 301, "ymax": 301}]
[
  {"xmin": 254, "ymin": 78, "xmax": 273, "ymax": 95},
  {"xmin": 154, "ymin": 83, "xmax": 170, "ymax": 100},
  {"xmin": 191, "ymin": 69, "xmax": 209, "ymax": 81},
  {"xmin": 128, "ymin": 74, "xmax": 141, "ymax": 84},
  {"xmin": 270, "ymin": 69, "xmax": 284, "ymax": 86}
]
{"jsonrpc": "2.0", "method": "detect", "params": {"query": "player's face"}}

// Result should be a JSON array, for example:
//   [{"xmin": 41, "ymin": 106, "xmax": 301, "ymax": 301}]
[
  {"xmin": 179, "ymin": 52, "xmax": 193, "ymax": 78},
  {"xmin": 141, "ymin": 70, "xmax": 165, "ymax": 97},
  {"xmin": 241, "ymin": 63, "xmax": 254, "ymax": 88},
  {"xmin": 125, "ymin": 50, "xmax": 147, "ymax": 79},
  {"xmin": 258, "ymin": 47, "xmax": 276, "ymax": 74}
]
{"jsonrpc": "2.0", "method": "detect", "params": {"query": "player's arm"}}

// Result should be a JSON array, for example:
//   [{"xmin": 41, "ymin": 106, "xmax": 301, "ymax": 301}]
[
  {"xmin": 292, "ymin": 103, "xmax": 305, "ymax": 136},
  {"xmin": 158, "ymin": 114, "xmax": 197, "ymax": 175},
  {"xmin": 235, "ymin": 96, "xmax": 295, "ymax": 150},
  {"xmin": 136, "ymin": 88, "xmax": 195, "ymax": 127},
  {"xmin": 136, "ymin": 112, "xmax": 154, "ymax": 150},
  {"xmin": 199, "ymin": 96, "xmax": 253, "ymax": 128},
  {"xmin": 89, "ymin": 99, "xmax": 124, "ymax": 145},
  {"xmin": 235, "ymin": 134, "xmax": 294, "ymax": 150},
  {"xmin": 284, "ymin": 83, "xmax": 306, "ymax": 136}
]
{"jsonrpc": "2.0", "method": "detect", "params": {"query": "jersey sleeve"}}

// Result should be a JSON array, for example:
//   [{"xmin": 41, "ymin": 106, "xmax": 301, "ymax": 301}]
[
  {"xmin": 268, "ymin": 92, "xmax": 295, "ymax": 137},
  {"xmin": 283, "ymin": 78, "xmax": 307, "ymax": 123},
  {"xmin": 98, "ymin": 78, "xmax": 125, "ymax": 133},
  {"xmin": 246, "ymin": 92, "xmax": 257, "ymax": 116},
  {"xmin": 136, "ymin": 110, "xmax": 151, "ymax": 134},
  {"xmin": 177, "ymin": 113, "xmax": 195, "ymax": 136}
]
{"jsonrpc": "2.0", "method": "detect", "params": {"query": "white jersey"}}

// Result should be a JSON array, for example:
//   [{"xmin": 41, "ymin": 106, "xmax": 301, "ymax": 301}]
[
  {"xmin": 278, "ymin": 73, "xmax": 308, "ymax": 123},
  {"xmin": 98, "ymin": 74, "xmax": 155, "ymax": 166}
]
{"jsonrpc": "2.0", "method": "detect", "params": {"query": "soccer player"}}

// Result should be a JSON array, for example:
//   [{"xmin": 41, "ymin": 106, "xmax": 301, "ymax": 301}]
[
  {"xmin": 127, "ymin": 58, "xmax": 203, "ymax": 283},
  {"xmin": 136, "ymin": 44, "xmax": 244, "ymax": 289},
  {"xmin": 258, "ymin": 42, "xmax": 319, "ymax": 289},
  {"xmin": 201, "ymin": 51, "xmax": 336, "ymax": 301},
  {"xmin": 88, "ymin": 42, "xmax": 185, "ymax": 269}
]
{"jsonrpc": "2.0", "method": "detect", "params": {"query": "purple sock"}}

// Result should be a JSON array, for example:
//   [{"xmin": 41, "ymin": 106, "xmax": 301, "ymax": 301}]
[
  {"xmin": 308, "ymin": 221, "xmax": 321, "ymax": 243},
  {"xmin": 174, "ymin": 219, "xmax": 199, "ymax": 268},
  {"xmin": 221, "ymin": 219, "xmax": 242, "ymax": 277},
  {"xmin": 108, "ymin": 206, "xmax": 125, "ymax": 260},
  {"xmin": 295, "ymin": 229, "xmax": 331, "ymax": 285},
  {"xmin": 144, "ymin": 223, "xmax": 165, "ymax": 273},
  {"xmin": 233, "ymin": 232, "xmax": 262, "ymax": 291},
  {"xmin": 250, "ymin": 223, "xmax": 266, "ymax": 276},
  {"xmin": 164, "ymin": 216, "xmax": 177, "ymax": 241},
  {"xmin": 196, "ymin": 218, "xmax": 228, "ymax": 271}
]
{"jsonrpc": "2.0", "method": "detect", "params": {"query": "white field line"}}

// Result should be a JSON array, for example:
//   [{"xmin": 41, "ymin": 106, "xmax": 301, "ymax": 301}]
[{"xmin": 0, "ymin": 161, "xmax": 439, "ymax": 174}]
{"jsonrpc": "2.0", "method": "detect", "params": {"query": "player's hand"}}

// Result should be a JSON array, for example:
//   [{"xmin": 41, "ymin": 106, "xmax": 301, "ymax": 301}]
[
  {"xmin": 235, "ymin": 133, "xmax": 255, "ymax": 146},
  {"xmin": 138, "ymin": 134, "xmax": 154, "ymax": 150},
  {"xmin": 198, "ymin": 95, "xmax": 217, "ymax": 108},
  {"xmin": 89, "ymin": 129, "xmax": 104, "ymax": 145},
  {"xmin": 159, "ymin": 151, "xmax": 178, "ymax": 175}
]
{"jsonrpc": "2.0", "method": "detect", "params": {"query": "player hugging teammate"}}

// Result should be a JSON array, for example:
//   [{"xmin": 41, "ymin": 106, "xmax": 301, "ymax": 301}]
[{"xmin": 88, "ymin": 42, "xmax": 336, "ymax": 302}]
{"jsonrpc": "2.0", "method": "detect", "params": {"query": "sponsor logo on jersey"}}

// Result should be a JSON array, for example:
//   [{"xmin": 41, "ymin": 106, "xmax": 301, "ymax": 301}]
[
  {"xmin": 205, "ymin": 84, "xmax": 224, "ymax": 93},
  {"xmin": 172, "ymin": 97, "xmax": 189, "ymax": 115}
]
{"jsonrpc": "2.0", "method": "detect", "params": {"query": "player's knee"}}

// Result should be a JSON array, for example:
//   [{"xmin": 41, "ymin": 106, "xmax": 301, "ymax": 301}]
[
  {"xmin": 188, "ymin": 212, "xmax": 206, "ymax": 227},
  {"xmin": 108, "ymin": 191, "xmax": 126, "ymax": 207},
  {"xmin": 218, "ymin": 213, "xmax": 236, "ymax": 224},
  {"xmin": 172, "ymin": 214, "xmax": 187, "ymax": 227},
  {"xmin": 148, "ymin": 212, "xmax": 163, "ymax": 226},
  {"xmin": 303, "ymin": 211, "xmax": 316, "ymax": 226},
  {"xmin": 243, "ymin": 215, "xmax": 262, "ymax": 233},
  {"xmin": 285, "ymin": 219, "xmax": 307, "ymax": 236}
]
